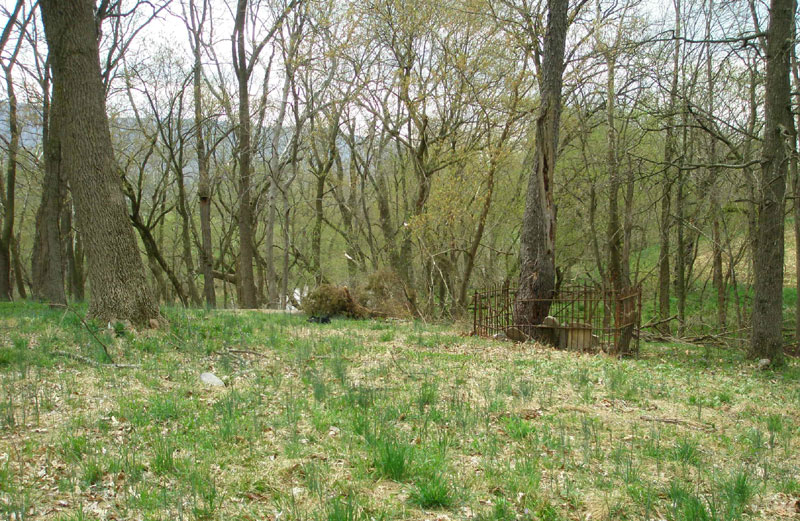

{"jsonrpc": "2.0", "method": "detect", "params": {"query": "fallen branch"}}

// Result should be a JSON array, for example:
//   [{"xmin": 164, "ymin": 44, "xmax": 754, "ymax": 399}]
[
  {"xmin": 225, "ymin": 348, "xmax": 268, "ymax": 358},
  {"xmin": 52, "ymin": 350, "xmax": 140, "ymax": 369},
  {"xmin": 641, "ymin": 314, "xmax": 678, "ymax": 330},
  {"xmin": 52, "ymin": 303, "xmax": 115, "ymax": 363},
  {"xmin": 640, "ymin": 415, "xmax": 714, "ymax": 432}
]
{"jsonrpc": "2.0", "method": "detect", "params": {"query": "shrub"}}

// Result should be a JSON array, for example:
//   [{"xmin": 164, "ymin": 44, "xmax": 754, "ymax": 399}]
[
  {"xmin": 359, "ymin": 269, "xmax": 413, "ymax": 318},
  {"xmin": 302, "ymin": 285, "xmax": 366, "ymax": 318},
  {"xmin": 303, "ymin": 270, "xmax": 415, "ymax": 319}
]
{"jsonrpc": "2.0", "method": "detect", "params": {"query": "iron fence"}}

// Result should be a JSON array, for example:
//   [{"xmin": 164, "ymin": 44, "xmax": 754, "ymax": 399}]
[{"xmin": 472, "ymin": 284, "xmax": 642, "ymax": 354}]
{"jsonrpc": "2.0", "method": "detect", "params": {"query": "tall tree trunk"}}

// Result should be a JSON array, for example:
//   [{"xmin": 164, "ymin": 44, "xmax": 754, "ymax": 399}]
[
  {"xmin": 71, "ymin": 226, "xmax": 85, "ymax": 301},
  {"xmin": 658, "ymin": 0, "xmax": 680, "ymax": 334},
  {"xmin": 0, "ymin": 1, "xmax": 26, "ymax": 300},
  {"xmin": 675, "ymin": 103, "xmax": 689, "ymax": 335},
  {"xmin": 233, "ymin": 0, "xmax": 258, "ymax": 308},
  {"xmin": 40, "ymin": 0, "xmax": 159, "ymax": 325},
  {"xmin": 795, "ymin": 156, "xmax": 800, "ymax": 353},
  {"xmin": 31, "ymin": 63, "xmax": 66, "ymax": 305},
  {"xmin": 0, "ymin": 64, "xmax": 18, "ymax": 300},
  {"xmin": 790, "ymin": 10, "xmax": 800, "ymax": 353},
  {"xmin": 176, "ymin": 168, "xmax": 201, "ymax": 306},
  {"xmin": 312, "ymin": 170, "xmax": 325, "ymax": 284},
  {"xmin": 513, "ymin": 0, "xmax": 568, "ymax": 339},
  {"xmin": 605, "ymin": 52, "xmax": 634, "ymax": 355},
  {"xmin": 11, "ymin": 234, "xmax": 25, "ymax": 298},
  {"xmin": 458, "ymin": 98, "xmax": 520, "ymax": 310},
  {"xmin": 188, "ymin": 0, "xmax": 215, "ymax": 308},
  {"xmin": 606, "ymin": 56, "xmax": 627, "ymax": 292},
  {"xmin": 750, "ymin": 0, "xmax": 795, "ymax": 364},
  {"xmin": 265, "ymin": 187, "xmax": 278, "ymax": 306},
  {"xmin": 711, "ymin": 213, "xmax": 726, "ymax": 327},
  {"xmin": 281, "ymin": 185, "xmax": 292, "ymax": 308},
  {"xmin": 703, "ymin": 0, "xmax": 726, "ymax": 330}
]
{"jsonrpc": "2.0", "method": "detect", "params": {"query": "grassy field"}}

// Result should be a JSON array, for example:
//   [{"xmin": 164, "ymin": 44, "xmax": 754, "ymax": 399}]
[{"xmin": 1, "ymin": 302, "xmax": 799, "ymax": 521}]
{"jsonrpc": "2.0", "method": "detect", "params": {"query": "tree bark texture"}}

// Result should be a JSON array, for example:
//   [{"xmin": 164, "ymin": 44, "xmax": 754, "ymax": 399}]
[
  {"xmin": 513, "ymin": 0, "xmax": 568, "ymax": 338},
  {"xmin": 233, "ymin": 0, "xmax": 258, "ymax": 308},
  {"xmin": 658, "ymin": 0, "xmax": 681, "ymax": 335},
  {"xmin": 40, "ymin": 0, "xmax": 159, "ymax": 325},
  {"xmin": 0, "ymin": 64, "xmax": 18, "ymax": 300},
  {"xmin": 31, "ymin": 73, "xmax": 66, "ymax": 305},
  {"xmin": 750, "ymin": 0, "xmax": 795, "ymax": 364}
]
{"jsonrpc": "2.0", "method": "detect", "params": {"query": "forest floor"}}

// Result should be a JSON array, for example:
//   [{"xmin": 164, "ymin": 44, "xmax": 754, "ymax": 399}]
[{"xmin": 1, "ymin": 302, "xmax": 799, "ymax": 521}]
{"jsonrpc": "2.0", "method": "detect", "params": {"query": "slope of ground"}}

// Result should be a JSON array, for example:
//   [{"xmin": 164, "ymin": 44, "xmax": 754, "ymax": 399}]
[{"xmin": 1, "ymin": 302, "xmax": 799, "ymax": 520}]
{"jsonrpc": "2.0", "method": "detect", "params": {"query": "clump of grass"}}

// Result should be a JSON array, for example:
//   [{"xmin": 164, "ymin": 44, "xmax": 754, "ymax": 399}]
[
  {"xmin": 671, "ymin": 439, "xmax": 700, "ymax": 466},
  {"xmin": 475, "ymin": 497, "xmax": 514, "ymax": 520},
  {"xmin": 668, "ymin": 481, "xmax": 713, "ymax": 521},
  {"xmin": 502, "ymin": 416, "xmax": 536, "ymax": 440},
  {"xmin": 302, "ymin": 461, "xmax": 329, "ymax": 497},
  {"xmin": 151, "ymin": 436, "xmax": 176, "ymax": 475},
  {"xmin": 765, "ymin": 413, "xmax": 784, "ymax": 448},
  {"xmin": 371, "ymin": 435, "xmax": 414, "ymax": 481},
  {"xmin": 324, "ymin": 495, "xmax": 369, "ymax": 521},
  {"xmin": 80, "ymin": 455, "xmax": 104, "ymax": 486},
  {"xmin": 148, "ymin": 393, "xmax": 185, "ymax": 423},
  {"xmin": 416, "ymin": 381, "xmax": 438, "ymax": 412},
  {"xmin": 59, "ymin": 434, "xmax": 91, "ymax": 463},
  {"xmin": 409, "ymin": 471, "xmax": 456, "ymax": 509},
  {"xmin": 311, "ymin": 373, "xmax": 328, "ymax": 402},
  {"xmin": 720, "ymin": 469, "xmax": 756, "ymax": 518}
]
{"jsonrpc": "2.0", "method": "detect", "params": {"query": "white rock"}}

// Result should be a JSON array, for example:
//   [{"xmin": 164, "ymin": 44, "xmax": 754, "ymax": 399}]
[
  {"xmin": 200, "ymin": 372, "xmax": 225, "ymax": 387},
  {"xmin": 757, "ymin": 359, "xmax": 771, "ymax": 370}
]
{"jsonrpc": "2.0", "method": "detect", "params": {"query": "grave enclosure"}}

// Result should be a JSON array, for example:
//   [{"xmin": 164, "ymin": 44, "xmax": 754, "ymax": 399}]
[{"xmin": 472, "ymin": 284, "xmax": 642, "ymax": 354}]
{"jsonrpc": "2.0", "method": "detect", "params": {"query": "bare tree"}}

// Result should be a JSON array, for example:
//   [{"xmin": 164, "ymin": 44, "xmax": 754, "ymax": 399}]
[
  {"xmin": 232, "ymin": 0, "xmax": 300, "ymax": 308},
  {"xmin": 183, "ymin": 0, "xmax": 216, "ymax": 307}
]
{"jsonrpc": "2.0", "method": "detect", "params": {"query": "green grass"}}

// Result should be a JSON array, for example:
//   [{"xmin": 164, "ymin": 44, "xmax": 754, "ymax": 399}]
[{"xmin": 0, "ymin": 300, "xmax": 798, "ymax": 519}]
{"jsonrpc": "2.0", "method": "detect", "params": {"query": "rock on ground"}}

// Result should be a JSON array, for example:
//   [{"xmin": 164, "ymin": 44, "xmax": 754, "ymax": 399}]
[{"xmin": 200, "ymin": 372, "xmax": 225, "ymax": 387}]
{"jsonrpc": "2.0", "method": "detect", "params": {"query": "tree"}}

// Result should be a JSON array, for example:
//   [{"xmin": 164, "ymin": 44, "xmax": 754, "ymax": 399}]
[
  {"xmin": 40, "ymin": 0, "xmax": 159, "ymax": 325},
  {"xmin": 513, "ymin": 0, "xmax": 569, "ymax": 337},
  {"xmin": 31, "ymin": 59, "xmax": 67, "ymax": 306},
  {"xmin": 232, "ymin": 0, "xmax": 300, "ymax": 308},
  {"xmin": 0, "ymin": 0, "xmax": 27, "ymax": 300},
  {"xmin": 750, "ymin": 0, "xmax": 795, "ymax": 364},
  {"xmin": 657, "ymin": 0, "xmax": 681, "ymax": 335},
  {"xmin": 183, "ymin": 0, "xmax": 216, "ymax": 308}
]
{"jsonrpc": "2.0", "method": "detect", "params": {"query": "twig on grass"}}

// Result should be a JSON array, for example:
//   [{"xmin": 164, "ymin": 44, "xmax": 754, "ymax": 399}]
[
  {"xmin": 640, "ymin": 415, "xmax": 714, "ymax": 432},
  {"xmin": 225, "ymin": 348, "xmax": 268, "ymax": 358},
  {"xmin": 51, "ymin": 303, "xmax": 115, "ymax": 363},
  {"xmin": 52, "ymin": 350, "xmax": 140, "ymax": 369}
]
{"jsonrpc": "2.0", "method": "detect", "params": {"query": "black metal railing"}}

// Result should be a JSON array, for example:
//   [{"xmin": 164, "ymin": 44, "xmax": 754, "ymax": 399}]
[{"xmin": 472, "ymin": 284, "xmax": 642, "ymax": 354}]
